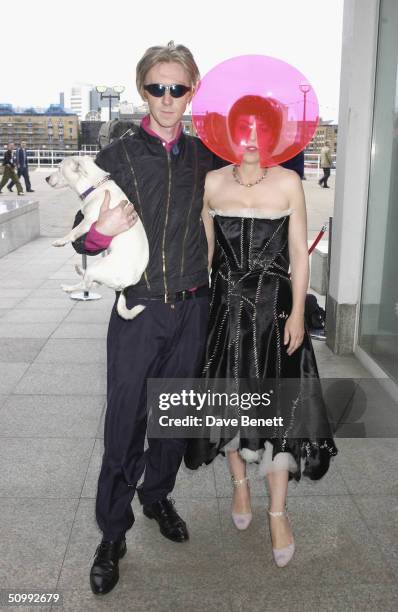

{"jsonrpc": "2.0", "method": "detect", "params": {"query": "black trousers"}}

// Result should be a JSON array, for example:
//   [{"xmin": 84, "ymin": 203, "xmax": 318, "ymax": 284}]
[
  {"xmin": 96, "ymin": 294, "xmax": 209, "ymax": 540},
  {"xmin": 8, "ymin": 167, "xmax": 31, "ymax": 191},
  {"xmin": 319, "ymin": 167, "xmax": 331, "ymax": 187}
]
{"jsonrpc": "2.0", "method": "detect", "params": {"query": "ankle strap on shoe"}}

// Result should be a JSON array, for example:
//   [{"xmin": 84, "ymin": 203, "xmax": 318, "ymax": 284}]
[
  {"xmin": 231, "ymin": 475, "xmax": 250, "ymax": 487},
  {"xmin": 267, "ymin": 507, "xmax": 288, "ymax": 518}
]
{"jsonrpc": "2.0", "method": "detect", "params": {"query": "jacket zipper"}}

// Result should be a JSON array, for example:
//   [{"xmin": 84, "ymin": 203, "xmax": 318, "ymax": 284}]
[
  {"xmin": 180, "ymin": 140, "xmax": 198, "ymax": 277},
  {"xmin": 162, "ymin": 149, "xmax": 172, "ymax": 299},
  {"xmin": 121, "ymin": 138, "xmax": 150, "ymax": 290}
]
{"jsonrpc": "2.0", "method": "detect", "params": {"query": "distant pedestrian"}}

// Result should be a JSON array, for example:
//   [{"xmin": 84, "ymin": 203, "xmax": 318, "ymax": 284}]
[
  {"xmin": 0, "ymin": 143, "xmax": 24, "ymax": 195},
  {"xmin": 318, "ymin": 141, "xmax": 333, "ymax": 188},
  {"xmin": 8, "ymin": 141, "xmax": 34, "ymax": 192}
]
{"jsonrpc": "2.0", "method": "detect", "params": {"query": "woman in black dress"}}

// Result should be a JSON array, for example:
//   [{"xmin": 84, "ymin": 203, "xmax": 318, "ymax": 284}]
[{"xmin": 184, "ymin": 113, "xmax": 338, "ymax": 567}]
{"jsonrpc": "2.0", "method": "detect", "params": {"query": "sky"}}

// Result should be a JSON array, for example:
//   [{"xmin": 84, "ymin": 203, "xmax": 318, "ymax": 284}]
[{"xmin": 2, "ymin": 0, "xmax": 344, "ymax": 122}]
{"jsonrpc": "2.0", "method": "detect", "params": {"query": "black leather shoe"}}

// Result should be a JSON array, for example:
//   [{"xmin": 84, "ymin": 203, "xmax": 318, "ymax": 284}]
[
  {"xmin": 143, "ymin": 498, "xmax": 189, "ymax": 542},
  {"xmin": 7, "ymin": 186, "xmax": 13, "ymax": 192},
  {"xmin": 90, "ymin": 538, "xmax": 126, "ymax": 595},
  {"xmin": 27, "ymin": 189, "xmax": 35, "ymax": 192}
]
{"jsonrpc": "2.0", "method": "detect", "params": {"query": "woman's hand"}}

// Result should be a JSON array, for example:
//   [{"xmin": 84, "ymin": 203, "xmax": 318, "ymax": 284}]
[
  {"xmin": 95, "ymin": 189, "xmax": 138, "ymax": 237},
  {"xmin": 283, "ymin": 312, "xmax": 305, "ymax": 356}
]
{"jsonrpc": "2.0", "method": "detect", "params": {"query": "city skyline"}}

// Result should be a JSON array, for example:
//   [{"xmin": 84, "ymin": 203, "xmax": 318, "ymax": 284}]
[{"xmin": 4, "ymin": 0, "xmax": 343, "ymax": 122}]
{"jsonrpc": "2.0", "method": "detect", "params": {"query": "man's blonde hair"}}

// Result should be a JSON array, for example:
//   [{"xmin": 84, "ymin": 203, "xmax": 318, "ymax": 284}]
[{"xmin": 136, "ymin": 41, "xmax": 200, "ymax": 98}]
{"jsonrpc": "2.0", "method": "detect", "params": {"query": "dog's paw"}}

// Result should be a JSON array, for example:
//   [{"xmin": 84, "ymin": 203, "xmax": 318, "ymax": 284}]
[{"xmin": 52, "ymin": 238, "xmax": 68, "ymax": 247}]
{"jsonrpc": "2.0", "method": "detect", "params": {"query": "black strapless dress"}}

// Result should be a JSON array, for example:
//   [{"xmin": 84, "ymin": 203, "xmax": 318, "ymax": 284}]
[{"xmin": 184, "ymin": 208, "xmax": 338, "ymax": 482}]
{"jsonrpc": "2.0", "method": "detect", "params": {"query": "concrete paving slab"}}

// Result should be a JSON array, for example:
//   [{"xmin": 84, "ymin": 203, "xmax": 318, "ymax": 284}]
[
  {"xmin": 60, "ymin": 586, "xmax": 232, "ymax": 612},
  {"xmin": 230, "ymin": 583, "xmax": 398, "ymax": 612},
  {"xmin": 96, "ymin": 406, "xmax": 105, "ymax": 438},
  {"xmin": 13, "ymin": 298, "xmax": 74, "ymax": 310},
  {"xmin": 0, "ymin": 288, "xmax": 35, "ymax": 298},
  {"xmin": 0, "ymin": 395, "xmax": 104, "ymax": 438},
  {"xmin": 0, "ymin": 296, "xmax": 26, "ymax": 309},
  {"xmin": 0, "ymin": 322, "xmax": 61, "ymax": 338},
  {"xmin": 0, "ymin": 309, "xmax": 69, "ymax": 323},
  {"xmin": 0, "ymin": 362, "xmax": 30, "ymax": 393},
  {"xmin": 51, "ymin": 324, "xmax": 108, "ymax": 339},
  {"xmin": 0, "ymin": 278, "xmax": 39, "ymax": 288},
  {"xmin": 0, "ymin": 338, "xmax": 47, "ymax": 362},
  {"xmin": 80, "ymin": 439, "xmax": 103, "ymax": 498},
  {"xmin": 28, "ymin": 288, "xmax": 77, "ymax": 299},
  {"xmin": 70, "ymin": 299, "xmax": 115, "ymax": 312},
  {"xmin": 0, "ymin": 437, "xmax": 94, "ymax": 497},
  {"xmin": 353, "ymin": 494, "xmax": 398, "ymax": 579},
  {"xmin": 14, "ymin": 363, "xmax": 106, "ymax": 395},
  {"xmin": 0, "ymin": 498, "xmax": 78, "ymax": 588},
  {"xmin": 218, "ymin": 495, "xmax": 397, "ymax": 589},
  {"xmin": 173, "ymin": 461, "xmax": 217, "ymax": 499},
  {"xmin": 335, "ymin": 438, "xmax": 398, "ymax": 495},
  {"xmin": 62, "ymin": 309, "xmax": 109, "ymax": 324},
  {"xmin": 35, "ymin": 338, "xmax": 106, "ymax": 364}
]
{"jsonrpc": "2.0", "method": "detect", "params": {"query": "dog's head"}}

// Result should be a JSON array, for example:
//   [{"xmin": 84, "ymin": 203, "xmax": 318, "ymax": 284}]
[{"xmin": 45, "ymin": 156, "xmax": 102, "ymax": 191}]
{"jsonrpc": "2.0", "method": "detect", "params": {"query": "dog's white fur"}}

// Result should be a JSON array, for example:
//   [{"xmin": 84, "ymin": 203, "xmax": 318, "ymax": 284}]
[{"xmin": 47, "ymin": 156, "xmax": 149, "ymax": 320}]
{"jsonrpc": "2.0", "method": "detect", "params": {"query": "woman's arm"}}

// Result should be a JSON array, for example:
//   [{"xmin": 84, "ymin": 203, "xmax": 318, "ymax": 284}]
[
  {"xmin": 284, "ymin": 171, "xmax": 309, "ymax": 355},
  {"xmin": 201, "ymin": 174, "xmax": 215, "ymax": 273}
]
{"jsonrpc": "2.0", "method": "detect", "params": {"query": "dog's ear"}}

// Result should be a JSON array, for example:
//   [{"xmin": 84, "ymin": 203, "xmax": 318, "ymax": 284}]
[{"xmin": 75, "ymin": 158, "xmax": 89, "ymax": 178}]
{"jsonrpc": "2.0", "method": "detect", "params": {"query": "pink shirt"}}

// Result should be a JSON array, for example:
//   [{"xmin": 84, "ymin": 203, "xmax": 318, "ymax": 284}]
[{"xmin": 84, "ymin": 116, "xmax": 182, "ymax": 251}]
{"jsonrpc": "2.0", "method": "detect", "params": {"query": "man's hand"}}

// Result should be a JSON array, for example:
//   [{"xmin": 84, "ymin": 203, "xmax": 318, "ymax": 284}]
[{"xmin": 95, "ymin": 190, "xmax": 138, "ymax": 237}]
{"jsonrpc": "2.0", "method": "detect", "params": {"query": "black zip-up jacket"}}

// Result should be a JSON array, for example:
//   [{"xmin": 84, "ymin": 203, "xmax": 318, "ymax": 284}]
[
  {"xmin": 2, "ymin": 149, "xmax": 15, "ymax": 167},
  {"xmin": 72, "ymin": 127, "xmax": 224, "ymax": 296}
]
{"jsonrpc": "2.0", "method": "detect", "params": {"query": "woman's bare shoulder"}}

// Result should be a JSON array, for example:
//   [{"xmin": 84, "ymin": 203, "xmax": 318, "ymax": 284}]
[
  {"xmin": 270, "ymin": 165, "xmax": 302, "ymax": 192},
  {"xmin": 205, "ymin": 164, "xmax": 233, "ymax": 189},
  {"xmin": 271, "ymin": 165, "xmax": 301, "ymax": 180}
]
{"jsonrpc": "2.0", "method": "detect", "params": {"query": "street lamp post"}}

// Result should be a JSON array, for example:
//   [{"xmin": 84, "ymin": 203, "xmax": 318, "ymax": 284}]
[
  {"xmin": 96, "ymin": 85, "xmax": 125, "ymax": 121},
  {"xmin": 299, "ymin": 83, "xmax": 311, "ymax": 181},
  {"xmin": 299, "ymin": 83, "xmax": 311, "ymax": 128}
]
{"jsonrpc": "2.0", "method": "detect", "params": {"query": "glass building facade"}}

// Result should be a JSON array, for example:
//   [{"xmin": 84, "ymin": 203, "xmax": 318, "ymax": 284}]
[{"xmin": 358, "ymin": 0, "xmax": 398, "ymax": 382}]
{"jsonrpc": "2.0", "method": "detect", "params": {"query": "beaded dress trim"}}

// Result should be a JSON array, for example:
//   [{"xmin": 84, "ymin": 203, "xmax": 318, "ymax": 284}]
[{"xmin": 209, "ymin": 207, "xmax": 293, "ymax": 219}]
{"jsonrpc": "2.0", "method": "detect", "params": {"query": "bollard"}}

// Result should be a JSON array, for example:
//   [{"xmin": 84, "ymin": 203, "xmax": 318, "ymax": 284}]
[
  {"xmin": 69, "ymin": 253, "xmax": 102, "ymax": 301},
  {"xmin": 308, "ymin": 221, "xmax": 329, "ymax": 342}
]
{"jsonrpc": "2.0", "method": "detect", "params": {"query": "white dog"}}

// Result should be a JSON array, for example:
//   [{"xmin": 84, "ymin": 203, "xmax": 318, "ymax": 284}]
[{"xmin": 46, "ymin": 156, "xmax": 149, "ymax": 320}]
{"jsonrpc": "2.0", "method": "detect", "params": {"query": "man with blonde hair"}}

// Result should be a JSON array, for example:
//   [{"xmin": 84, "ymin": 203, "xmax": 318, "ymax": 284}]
[{"xmin": 72, "ymin": 41, "xmax": 223, "ymax": 595}]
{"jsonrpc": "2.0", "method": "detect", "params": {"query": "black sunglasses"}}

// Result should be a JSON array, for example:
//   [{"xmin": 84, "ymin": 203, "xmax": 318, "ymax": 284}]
[{"xmin": 143, "ymin": 83, "xmax": 191, "ymax": 98}]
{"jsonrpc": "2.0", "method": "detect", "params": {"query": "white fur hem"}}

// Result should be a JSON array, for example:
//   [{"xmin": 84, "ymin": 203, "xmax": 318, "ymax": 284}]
[
  {"xmin": 258, "ymin": 441, "xmax": 298, "ymax": 477},
  {"xmin": 239, "ymin": 447, "xmax": 264, "ymax": 463}
]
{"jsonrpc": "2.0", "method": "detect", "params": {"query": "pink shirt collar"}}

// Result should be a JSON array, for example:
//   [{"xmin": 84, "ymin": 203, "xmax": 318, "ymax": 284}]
[{"xmin": 140, "ymin": 114, "xmax": 182, "ymax": 152}]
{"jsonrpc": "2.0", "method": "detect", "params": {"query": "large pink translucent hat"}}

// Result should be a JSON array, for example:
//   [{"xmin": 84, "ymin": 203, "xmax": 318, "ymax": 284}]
[{"xmin": 192, "ymin": 55, "xmax": 319, "ymax": 166}]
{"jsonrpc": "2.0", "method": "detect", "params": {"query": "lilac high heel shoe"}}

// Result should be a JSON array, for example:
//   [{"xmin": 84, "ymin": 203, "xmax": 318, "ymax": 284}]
[
  {"xmin": 231, "ymin": 475, "xmax": 252, "ymax": 530},
  {"xmin": 267, "ymin": 507, "xmax": 295, "ymax": 567}
]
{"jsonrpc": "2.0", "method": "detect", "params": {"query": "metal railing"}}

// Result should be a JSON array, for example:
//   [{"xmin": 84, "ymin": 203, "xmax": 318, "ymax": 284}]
[
  {"xmin": 304, "ymin": 153, "xmax": 336, "ymax": 177},
  {"xmin": 27, "ymin": 149, "xmax": 97, "ymax": 168},
  {"xmin": 27, "ymin": 149, "xmax": 337, "ymax": 176}
]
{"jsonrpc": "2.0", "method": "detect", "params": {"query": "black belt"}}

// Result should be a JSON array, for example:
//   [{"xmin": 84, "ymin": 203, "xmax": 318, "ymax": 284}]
[{"xmin": 125, "ymin": 285, "xmax": 209, "ymax": 303}]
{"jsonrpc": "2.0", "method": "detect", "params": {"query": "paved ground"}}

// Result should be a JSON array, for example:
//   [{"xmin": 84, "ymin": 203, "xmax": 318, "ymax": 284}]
[{"xmin": 0, "ymin": 169, "xmax": 397, "ymax": 611}]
